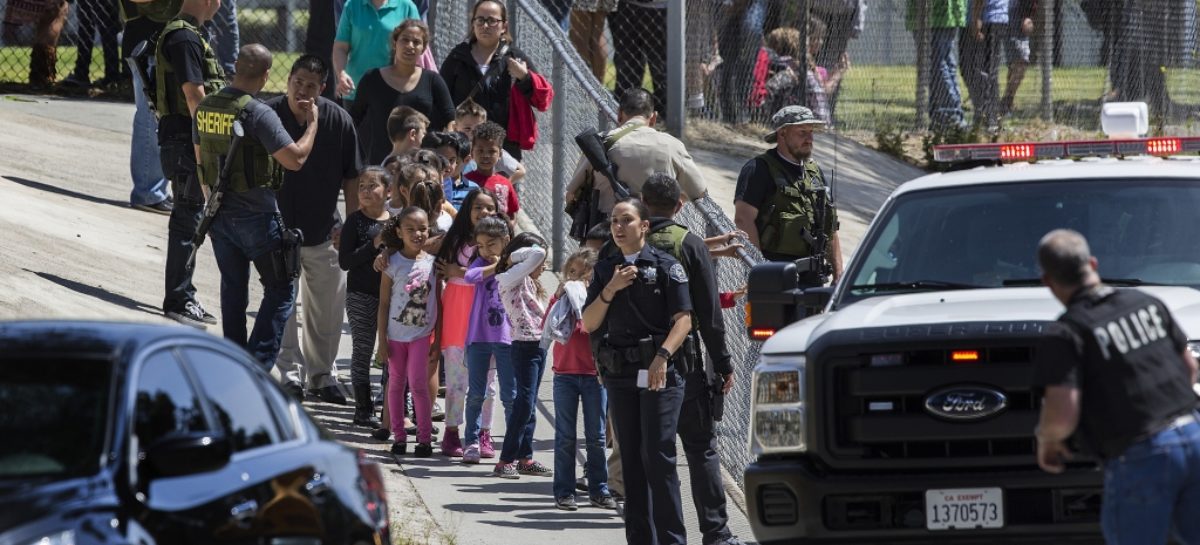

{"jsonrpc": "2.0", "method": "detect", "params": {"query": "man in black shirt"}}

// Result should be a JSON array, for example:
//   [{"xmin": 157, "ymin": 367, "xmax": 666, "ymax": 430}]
[
  {"xmin": 154, "ymin": 0, "xmax": 225, "ymax": 327},
  {"xmin": 640, "ymin": 173, "xmax": 745, "ymax": 545},
  {"xmin": 733, "ymin": 106, "xmax": 843, "ymax": 286},
  {"xmin": 1034, "ymin": 229, "xmax": 1200, "ymax": 545},
  {"xmin": 265, "ymin": 55, "xmax": 362, "ymax": 403}
]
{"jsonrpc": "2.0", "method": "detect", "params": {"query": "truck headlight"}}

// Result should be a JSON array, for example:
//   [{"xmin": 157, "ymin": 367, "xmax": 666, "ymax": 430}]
[{"xmin": 750, "ymin": 355, "xmax": 807, "ymax": 455}]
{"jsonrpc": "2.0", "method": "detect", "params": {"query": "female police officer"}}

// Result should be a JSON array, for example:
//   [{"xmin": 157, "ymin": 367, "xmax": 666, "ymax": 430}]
[{"xmin": 582, "ymin": 198, "xmax": 693, "ymax": 545}]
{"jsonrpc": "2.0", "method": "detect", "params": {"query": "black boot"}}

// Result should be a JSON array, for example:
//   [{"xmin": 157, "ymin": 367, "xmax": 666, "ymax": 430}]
[{"xmin": 352, "ymin": 383, "xmax": 380, "ymax": 428}]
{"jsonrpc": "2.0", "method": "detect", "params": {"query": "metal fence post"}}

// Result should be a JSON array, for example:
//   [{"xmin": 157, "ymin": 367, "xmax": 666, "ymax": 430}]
[
  {"xmin": 1039, "ymin": 0, "xmax": 1054, "ymax": 122},
  {"xmin": 915, "ymin": 0, "xmax": 930, "ymax": 130},
  {"xmin": 285, "ymin": 0, "xmax": 298, "ymax": 53},
  {"xmin": 666, "ymin": 0, "xmax": 685, "ymax": 136},
  {"xmin": 551, "ymin": 53, "xmax": 566, "ymax": 271}
]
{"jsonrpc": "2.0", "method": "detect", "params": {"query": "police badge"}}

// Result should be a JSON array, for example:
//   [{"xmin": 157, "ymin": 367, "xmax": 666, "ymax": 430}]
[
  {"xmin": 668, "ymin": 263, "xmax": 688, "ymax": 283},
  {"xmin": 642, "ymin": 266, "xmax": 658, "ymax": 285}
]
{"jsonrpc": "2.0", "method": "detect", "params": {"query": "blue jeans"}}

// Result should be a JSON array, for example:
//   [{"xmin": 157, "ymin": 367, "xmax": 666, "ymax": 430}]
[
  {"xmin": 499, "ymin": 341, "xmax": 547, "ymax": 463},
  {"xmin": 209, "ymin": 210, "xmax": 296, "ymax": 369},
  {"xmin": 131, "ymin": 76, "xmax": 168, "ymax": 206},
  {"xmin": 464, "ymin": 342, "xmax": 515, "ymax": 446},
  {"xmin": 210, "ymin": 0, "xmax": 239, "ymax": 75},
  {"xmin": 1101, "ymin": 415, "xmax": 1200, "ymax": 545},
  {"xmin": 927, "ymin": 27, "xmax": 966, "ymax": 129},
  {"xmin": 553, "ymin": 373, "xmax": 608, "ymax": 500}
]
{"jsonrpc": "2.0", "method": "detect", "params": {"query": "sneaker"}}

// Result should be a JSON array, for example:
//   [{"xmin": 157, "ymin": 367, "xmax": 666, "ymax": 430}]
[
  {"xmin": 131, "ymin": 199, "xmax": 173, "ymax": 216},
  {"xmin": 60, "ymin": 73, "xmax": 89, "ymax": 88},
  {"xmin": 589, "ymin": 494, "xmax": 618, "ymax": 509},
  {"xmin": 479, "ymin": 429, "xmax": 496, "ymax": 459},
  {"xmin": 390, "ymin": 441, "xmax": 407, "ymax": 456},
  {"xmin": 282, "ymin": 381, "xmax": 304, "ymax": 400},
  {"xmin": 440, "ymin": 429, "xmax": 464, "ymax": 457},
  {"xmin": 491, "ymin": 462, "xmax": 520, "ymax": 479},
  {"xmin": 556, "ymin": 496, "xmax": 578, "ymax": 511},
  {"xmin": 414, "ymin": 442, "xmax": 433, "ymax": 457},
  {"xmin": 371, "ymin": 427, "xmax": 391, "ymax": 441},
  {"xmin": 165, "ymin": 301, "xmax": 210, "ymax": 329},
  {"xmin": 462, "ymin": 443, "xmax": 481, "ymax": 464},
  {"xmin": 575, "ymin": 477, "xmax": 588, "ymax": 492},
  {"xmin": 432, "ymin": 402, "xmax": 445, "ymax": 422},
  {"xmin": 192, "ymin": 301, "xmax": 217, "ymax": 325},
  {"xmin": 517, "ymin": 460, "xmax": 553, "ymax": 477}
]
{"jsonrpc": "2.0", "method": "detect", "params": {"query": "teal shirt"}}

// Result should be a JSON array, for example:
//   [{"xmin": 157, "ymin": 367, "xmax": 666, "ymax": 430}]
[
  {"xmin": 335, "ymin": 0, "xmax": 420, "ymax": 100},
  {"xmin": 906, "ymin": 0, "xmax": 967, "ymax": 29}
]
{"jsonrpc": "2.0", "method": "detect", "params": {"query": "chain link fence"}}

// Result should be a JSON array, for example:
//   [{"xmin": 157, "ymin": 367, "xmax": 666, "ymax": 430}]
[
  {"xmin": 0, "ymin": 0, "xmax": 305, "ymax": 91},
  {"xmin": 683, "ymin": 0, "xmax": 1200, "ymax": 139}
]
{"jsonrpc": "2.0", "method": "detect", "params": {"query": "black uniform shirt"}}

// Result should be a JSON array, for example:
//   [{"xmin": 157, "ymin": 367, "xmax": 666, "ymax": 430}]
[
  {"xmin": 266, "ymin": 95, "xmax": 362, "ymax": 246},
  {"xmin": 646, "ymin": 218, "xmax": 733, "ymax": 375},
  {"xmin": 159, "ymin": 19, "xmax": 207, "ymax": 138},
  {"xmin": 192, "ymin": 88, "xmax": 294, "ymax": 214},
  {"xmin": 1034, "ymin": 286, "xmax": 1198, "ymax": 458},
  {"xmin": 586, "ymin": 243, "xmax": 693, "ymax": 348}
]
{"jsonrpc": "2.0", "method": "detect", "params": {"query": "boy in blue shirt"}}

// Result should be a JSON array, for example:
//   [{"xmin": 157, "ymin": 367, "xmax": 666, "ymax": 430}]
[{"xmin": 426, "ymin": 131, "xmax": 477, "ymax": 211}]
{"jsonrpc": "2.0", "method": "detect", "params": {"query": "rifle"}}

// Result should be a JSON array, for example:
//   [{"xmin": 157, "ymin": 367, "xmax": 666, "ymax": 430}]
[
  {"xmin": 124, "ymin": 40, "xmax": 156, "ymax": 117},
  {"xmin": 575, "ymin": 128, "xmax": 631, "ymax": 202},
  {"xmin": 794, "ymin": 173, "xmax": 835, "ymax": 286},
  {"xmin": 186, "ymin": 118, "xmax": 245, "ymax": 270}
]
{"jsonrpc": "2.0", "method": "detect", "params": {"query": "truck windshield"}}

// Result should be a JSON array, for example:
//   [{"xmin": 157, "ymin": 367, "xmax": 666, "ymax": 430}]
[{"xmin": 842, "ymin": 179, "xmax": 1200, "ymax": 303}]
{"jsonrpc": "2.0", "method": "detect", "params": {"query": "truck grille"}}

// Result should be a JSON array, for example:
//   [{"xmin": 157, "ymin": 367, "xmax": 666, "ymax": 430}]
[{"xmin": 821, "ymin": 343, "xmax": 1042, "ymax": 468}]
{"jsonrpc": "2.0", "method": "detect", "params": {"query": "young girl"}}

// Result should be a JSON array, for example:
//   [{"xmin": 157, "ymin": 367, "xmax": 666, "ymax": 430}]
[
  {"xmin": 434, "ymin": 189, "xmax": 504, "ymax": 457},
  {"xmin": 338, "ymin": 167, "xmax": 393, "ymax": 430},
  {"xmin": 546, "ymin": 248, "xmax": 613, "ymax": 508},
  {"xmin": 376, "ymin": 207, "xmax": 440, "ymax": 458},
  {"xmin": 488, "ymin": 232, "xmax": 551, "ymax": 479},
  {"xmin": 460, "ymin": 215, "xmax": 516, "ymax": 464},
  {"xmin": 409, "ymin": 171, "xmax": 453, "ymax": 236}
]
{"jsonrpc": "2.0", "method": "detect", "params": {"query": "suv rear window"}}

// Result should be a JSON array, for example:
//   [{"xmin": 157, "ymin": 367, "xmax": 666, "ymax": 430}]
[{"xmin": 0, "ymin": 358, "xmax": 112, "ymax": 478}]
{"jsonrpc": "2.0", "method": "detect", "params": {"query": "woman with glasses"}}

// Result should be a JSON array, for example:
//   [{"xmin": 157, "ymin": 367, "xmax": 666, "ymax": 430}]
[
  {"xmin": 439, "ymin": 0, "xmax": 539, "ymax": 160},
  {"xmin": 331, "ymin": 0, "xmax": 419, "ymax": 107},
  {"xmin": 350, "ymin": 19, "xmax": 456, "ymax": 165}
]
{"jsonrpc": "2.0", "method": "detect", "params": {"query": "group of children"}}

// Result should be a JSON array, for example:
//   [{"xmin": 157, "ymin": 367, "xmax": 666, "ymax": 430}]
[{"xmin": 336, "ymin": 101, "xmax": 619, "ymax": 510}]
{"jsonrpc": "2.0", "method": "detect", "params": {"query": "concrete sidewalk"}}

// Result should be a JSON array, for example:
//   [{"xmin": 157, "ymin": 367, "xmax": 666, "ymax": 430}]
[{"xmin": 0, "ymin": 94, "xmax": 923, "ymax": 545}]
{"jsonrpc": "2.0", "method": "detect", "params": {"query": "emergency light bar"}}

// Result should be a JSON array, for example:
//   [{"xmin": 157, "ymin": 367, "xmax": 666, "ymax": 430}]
[{"xmin": 933, "ymin": 136, "xmax": 1200, "ymax": 164}]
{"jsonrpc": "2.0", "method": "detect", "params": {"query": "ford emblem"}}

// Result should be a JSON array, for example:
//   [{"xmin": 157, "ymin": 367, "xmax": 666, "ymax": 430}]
[{"xmin": 923, "ymin": 386, "xmax": 1008, "ymax": 421}]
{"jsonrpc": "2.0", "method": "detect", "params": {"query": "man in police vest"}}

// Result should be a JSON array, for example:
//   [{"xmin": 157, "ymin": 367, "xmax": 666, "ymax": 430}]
[
  {"xmin": 640, "ymin": 172, "xmax": 745, "ymax": 545},
  {"xmin": 154, "ymin": 0, "xmax": 224, "ymax": 327},
  {"xmin": 733, "ymin": 105, "xmax": 843, "ymax": 286},
  {"xmin": 193, "ymin": 44, "xmax": 319, "ymax": 369},
  {"xmin": 1033, "ymin": 229, "xmax": 1200, "ymax": 544}
]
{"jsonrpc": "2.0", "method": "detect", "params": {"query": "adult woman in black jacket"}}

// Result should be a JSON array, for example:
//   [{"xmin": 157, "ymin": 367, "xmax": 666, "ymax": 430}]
[
  {"xmin": 439, "ymin": 0, "xmax": 538, "ymax": 159},
  {"xmin": 350, "ymin": 19, "xmax": 455, "ymax": 165}
]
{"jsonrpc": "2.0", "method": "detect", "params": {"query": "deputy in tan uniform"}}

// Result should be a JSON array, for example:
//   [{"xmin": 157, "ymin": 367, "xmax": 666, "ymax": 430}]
[{"xmin": 566, "ymin": 87, "xmax": 708, "ymax": 214}]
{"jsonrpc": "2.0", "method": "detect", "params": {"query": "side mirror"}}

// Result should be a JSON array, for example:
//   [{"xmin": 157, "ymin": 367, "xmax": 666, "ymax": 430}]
[{"xmin": 144, "ymin": 433, "xmax": 232, "ymax": 479}]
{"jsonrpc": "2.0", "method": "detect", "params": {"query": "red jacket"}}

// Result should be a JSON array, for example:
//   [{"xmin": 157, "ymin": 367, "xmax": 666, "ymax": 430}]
[{"xmin": 507, "ymin": 71, "xmax": 554, "ymax": 151}]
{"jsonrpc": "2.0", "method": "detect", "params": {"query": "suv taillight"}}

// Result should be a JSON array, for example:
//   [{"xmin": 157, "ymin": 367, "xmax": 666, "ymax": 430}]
[{"xmin": 358, "ymin": 449, "xmax": 389, "ymax": 534}]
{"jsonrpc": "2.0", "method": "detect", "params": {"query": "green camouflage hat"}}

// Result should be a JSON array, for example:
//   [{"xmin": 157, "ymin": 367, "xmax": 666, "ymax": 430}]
[{"xmin": 764, "ymin": 105, "xmax": 825, "ymax": 143}]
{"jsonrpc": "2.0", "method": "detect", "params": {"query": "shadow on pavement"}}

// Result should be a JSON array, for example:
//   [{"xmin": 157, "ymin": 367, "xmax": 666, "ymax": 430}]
[
  {"xmin": 28, "ymin": 269, "xmax": 163, "ymax": 317},
  {"xmin": 3, "ymin": 175, "xmax": 131, "ymax": 208}
]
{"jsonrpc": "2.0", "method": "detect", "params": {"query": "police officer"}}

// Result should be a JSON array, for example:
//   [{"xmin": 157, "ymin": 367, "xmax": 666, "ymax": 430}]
[
  {"xmin": 1034, "ymin": 229, "xmax": 1200, "ymax": 544},
  {"xmin": 733, "ymin": 105, "xmax": 844, "ymax": 286},
  {"xmin": 639, "ymin": 173, "xmax": 745, "ymax": 545},
  {"xmin": 154, "ymin": 0, "xmax": 225, "ymax": 327},
  {"xmin": 194, "ymin": 44, "xmax": 319, "ymax": 369},
  {"xmin": 582, "ymin": 198, "xmax": 693, "ymax": 545}
]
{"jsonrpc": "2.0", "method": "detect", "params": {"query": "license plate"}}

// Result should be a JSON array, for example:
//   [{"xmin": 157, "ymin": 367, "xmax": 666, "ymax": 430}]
[{"xmin": 925, "ymin": 487, "xmax": 1004, "ymax": 530}]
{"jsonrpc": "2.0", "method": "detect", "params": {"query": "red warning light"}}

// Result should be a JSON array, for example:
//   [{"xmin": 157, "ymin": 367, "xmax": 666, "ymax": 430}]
[
  {"xmin": 999, "ymin": 144, "xmax": 1035, "ymax": 161},
  {"xmin": 1146, "ymin": 138, "xmax": 1181, "ymax": 155}
]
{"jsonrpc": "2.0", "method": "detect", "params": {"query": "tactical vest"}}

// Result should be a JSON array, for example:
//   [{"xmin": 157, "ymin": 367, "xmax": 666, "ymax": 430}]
[
  {"xmin": 154, "ymin": 17, "xmax": 225, "ymax": 118},
  {"xmin": 195, "ymin": 90, "xmax": 284, "ymax": 192},
  {"xmin": 756, "ymin": 152, "xmax": 828, "ymax": 258},
  {"xmin": 646, "ymin": 223, "xmax": 700, "ymax": 333},
  {"xmin": 120, "ymin": 0, "xmax": 181, "ymax": 23}
]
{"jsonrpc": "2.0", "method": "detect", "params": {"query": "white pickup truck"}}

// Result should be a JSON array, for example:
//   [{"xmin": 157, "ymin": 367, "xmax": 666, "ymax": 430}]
[{"xmin": 744, "ymin": 156, "xmax": 1200, "ymax": 544}]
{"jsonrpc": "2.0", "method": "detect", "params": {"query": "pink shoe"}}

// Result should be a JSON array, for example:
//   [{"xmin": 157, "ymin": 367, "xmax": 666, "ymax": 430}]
[
  {"xmin": 480, "ymin": 429, "xmax": 496, "ymax": 459},
  {"xmin": 440, "ymin": 428, "xmax": 464, "ymax": 457}
]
